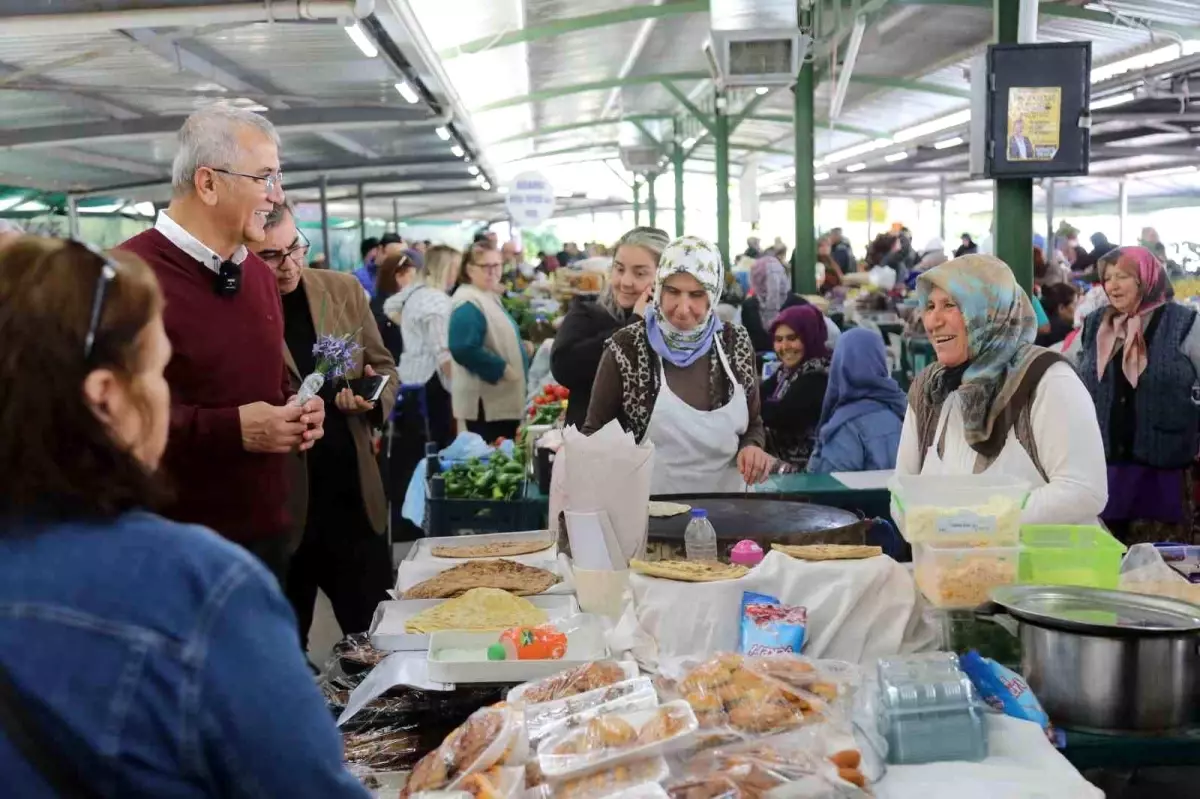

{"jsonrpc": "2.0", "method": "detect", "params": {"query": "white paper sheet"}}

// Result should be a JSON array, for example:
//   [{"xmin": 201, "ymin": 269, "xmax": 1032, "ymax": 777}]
[
  {"xmin": 337, "ymin": 652, "xmax": 453, "ymax": 726},
  {"xmin": 831, "ymin": 469, "xmax": 895, "ymax": 490}
]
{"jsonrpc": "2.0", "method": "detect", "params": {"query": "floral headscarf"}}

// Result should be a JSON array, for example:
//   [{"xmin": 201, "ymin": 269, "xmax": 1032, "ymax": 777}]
[
  {"xmin": 752, "ymin": 255, "xmax": 791, "ymax": 328},
  {"xmin": 916, "ymin": 254, "xmax": 1044, "ymax": 453},
  {"xmin": 1096, "ymin": 246, "xmax": 1169, "ymax": 388},
  {"xmin": 645, "ymin": 235, "xmax": 724, "ymax": 368}
]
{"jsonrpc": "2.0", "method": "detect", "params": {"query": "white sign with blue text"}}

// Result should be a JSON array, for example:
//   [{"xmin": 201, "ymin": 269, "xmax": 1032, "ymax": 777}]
[{"xmin": 505, "ymin": 171, "xmax": 556, "ymax": 225}]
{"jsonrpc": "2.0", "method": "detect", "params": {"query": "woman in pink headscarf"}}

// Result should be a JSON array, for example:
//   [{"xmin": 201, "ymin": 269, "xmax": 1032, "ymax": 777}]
[{"xmin": 1067, "ymin": 246, "xmax": 1200, "ymax": 544}]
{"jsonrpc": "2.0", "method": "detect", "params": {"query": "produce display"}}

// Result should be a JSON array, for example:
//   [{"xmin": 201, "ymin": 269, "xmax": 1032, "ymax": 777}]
[
  {"xmin": 527, "ymin": 383, "xmax": 570, "ymax": 425},
  {"xmin": 440, "ymin": 451, "xmax": 526, "ymax": 500},
  {"xmin": 404, "ymin": 587, "xmax": 549, "ymax": 634},
  {"xmin": 432, "ymin": 538, "xmax": 554, "ymax": 559},
  {"xmin": 402, "ymin": 559, "xmax": 561, "ymax": 599},
  {"xmin": 631, "ymin": 559, "xmax": 749, "ymax": 583}
]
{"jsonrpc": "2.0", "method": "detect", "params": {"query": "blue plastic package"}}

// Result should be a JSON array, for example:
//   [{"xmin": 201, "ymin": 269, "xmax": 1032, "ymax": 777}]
[
  {"xmin": 960, "ymin": 650, "xmax": 1064, "ymax": 747},
  {"xmin": 738, "ymin": 591, "xmax": 807, "ymax": 656}
]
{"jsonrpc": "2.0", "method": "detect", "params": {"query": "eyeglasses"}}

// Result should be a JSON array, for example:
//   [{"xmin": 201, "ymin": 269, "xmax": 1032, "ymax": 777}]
[
  {"xmin": 259, "ymin": 229, "xmax": 311, "ymax": 268},
  {"xmin": 208, "ymin": 167, "xmax": 284, "ymax": 194},
  {"xmin": 69, "ymin": 240, "xmax": 119, "ymax": 361}
]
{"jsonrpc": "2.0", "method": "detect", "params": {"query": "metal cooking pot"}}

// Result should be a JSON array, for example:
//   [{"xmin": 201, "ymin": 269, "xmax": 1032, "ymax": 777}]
[{"xmin": 980, "ymin": 585, "xmax": 1200, "ymax": 733}]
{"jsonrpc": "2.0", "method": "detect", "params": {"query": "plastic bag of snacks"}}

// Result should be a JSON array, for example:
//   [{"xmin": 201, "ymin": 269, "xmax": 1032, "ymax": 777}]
[
  {"xmin": 537, "ymin": 701, "xmax": 699, "ymax": 780},
  {"xmin": 524, "ymin": 756, "xmax": 670, "ymax": 799},
  {"xmin": 342, "ymin": 725, "xmax": 424, "ymax": 772},
  {"xmin": 1119, "ymin": 543, "xmax": 1200, "ymax": 604},
  {"xmin": 738, "ymin": 592, "xmax": 807, "ymax": 656},
  {"xmin": 656, "ymin": 654, "xmax": 843, "ymax": 740},
  {"xmin": 667, "ymin": 725, "xmax": 871, "ymax": 798},
  {"xmin": 959, "ymin": 650, "xmax": 1061, "ymax": 747},
  {"xmin": 524, "ymin": 677, "xmax": 660, "ymax": 749},
  {"xmin": 401, "ymin": 705, "xmax": 529, "ymax": 797}
]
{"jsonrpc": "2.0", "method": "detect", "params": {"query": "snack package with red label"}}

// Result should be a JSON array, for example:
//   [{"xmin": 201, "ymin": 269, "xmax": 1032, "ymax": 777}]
[{"xmin": 738, "ymin": 591, "xmax": 807, "ymax": 656}]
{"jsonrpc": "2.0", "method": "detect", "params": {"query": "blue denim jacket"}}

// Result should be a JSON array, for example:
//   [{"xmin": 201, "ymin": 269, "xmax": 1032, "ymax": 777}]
[{"xmin": 0, "ymin": 511, "xmax": 369, "ymax": 798}]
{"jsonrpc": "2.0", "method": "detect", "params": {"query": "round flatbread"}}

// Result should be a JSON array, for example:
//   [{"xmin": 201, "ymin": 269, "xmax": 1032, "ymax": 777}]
[
  {"xmin": 630, "ymin": 559, "xmax": 748, "ymax": 582},
  {"xmin": 402, "ymin": 559, "xmax": 560, "ymax": 599},
  {"xmin": 430, "ymin": 539, "xmax": 553, "ymax": 559},
  {"xmin": 647, "ymin": 501, "xmax": 692, "ymax": 518},
  {"xmin": 772, "ymin": 544, "xmax": 883, "ymax": 561}
]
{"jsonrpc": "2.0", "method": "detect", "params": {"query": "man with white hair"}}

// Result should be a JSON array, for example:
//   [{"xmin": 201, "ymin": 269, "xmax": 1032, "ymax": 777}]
[{"xmin": 118, "ymin": 105, "xmax": 325, "ymax": 584}]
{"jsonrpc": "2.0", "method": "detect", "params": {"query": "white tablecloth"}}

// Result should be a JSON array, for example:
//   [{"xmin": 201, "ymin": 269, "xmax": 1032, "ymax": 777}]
[
  {"xmin": 611, "ymin": 550, "xmax": 937, "ymax": 672},
  {"xmin": 876, "ymin": 716, "xmax": 1103, "ymax": 799}
]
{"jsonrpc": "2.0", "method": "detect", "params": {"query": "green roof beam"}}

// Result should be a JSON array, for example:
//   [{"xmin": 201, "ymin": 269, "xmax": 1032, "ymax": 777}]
[
  {"xmin": 661, "ymin": 81, "xmax": 715, "ymax": 132},
  {"xmin": 490, "ymin": 114, "xmax": 673, "ymax": 144},
  {"xmin": 479, "ymin": 71, "xmax": 708, "ymax": 112},
  {"xmin": 439, "ymin": 1, "xmax": 710, "ymax": 59},
  {"xmin": 848, "ymin": 74, "xmax": 970, "ymax": 98}
]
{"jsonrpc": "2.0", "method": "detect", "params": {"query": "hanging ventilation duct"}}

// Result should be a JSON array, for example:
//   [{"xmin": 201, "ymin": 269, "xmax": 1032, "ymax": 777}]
[
  {"xmin": 703, "ymin": 0, "xmax": 812, "ymax": 89},
  {"xmin": 618, "ymin": 121, "xmax": 668, "ymax": 174}
]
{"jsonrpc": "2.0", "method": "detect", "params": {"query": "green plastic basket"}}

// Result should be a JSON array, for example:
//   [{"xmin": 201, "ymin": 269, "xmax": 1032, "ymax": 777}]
[{"xmin": 1018, "ymin": 525, "xmax": 1127, "ymax": 589}]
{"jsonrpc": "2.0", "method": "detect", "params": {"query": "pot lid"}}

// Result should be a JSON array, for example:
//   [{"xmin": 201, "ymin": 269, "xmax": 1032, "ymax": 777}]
[{"xmin": 989, "ymin": 585, "xmax": 1200, "ymax": 635}]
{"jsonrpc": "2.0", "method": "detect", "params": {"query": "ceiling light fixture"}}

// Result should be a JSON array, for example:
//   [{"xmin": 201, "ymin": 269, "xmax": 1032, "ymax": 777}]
[
  {"xmin": 435, "ymin": 126, "xmax": 451, "ymax": 141},
  {"xmin": 467, "ymin": 165, "xmax": 480, "ymax": 175},
  {"xmin": 681, "ymin": 136, "xmax": 697, "ymax": 149},
  {"xmin": 845, "ymin": 162, "xmax": 867, "ymax": 172},
  {"xmin": 450, "ymin": 144, "xmax": 464, "ymax": 157},
  {"xmin": 885, "ymin": 151, "xmax": 909, "ymax": 162},
  {"xmin": 822, "ymin": 137, "xmax": 893, "ymax": 164},
  {"xmin": 814, "ymin": 172, "xmax": 830, "ymax": 181},
  {"xmin": 892, "ymin": 109, "xmax": 972, "ymax": 143},
  {"xmin": 755, "ymin": 86, "xmax": 769, "ymax": 96},
  {"xmin": 395, "ymin": 81, "xmax": 419, "ymax": 104},
  {"xmin": 1091, "ymin": 91, "xmax": 1136, "ymax": 110},
  {"xmin": 1091, "ymin": 41, "xmax": 1200, "ymax": 83},
  {"xmin": 481, "ymin": 181, "xmax": 492, "ymax": 190},
  {"xmin": 344, "ymin": 23, "xmax": 378, "ymax": 58},
  {"xmin": 934, "ymin": 136, "xmax": 964, "ymax": 150}
]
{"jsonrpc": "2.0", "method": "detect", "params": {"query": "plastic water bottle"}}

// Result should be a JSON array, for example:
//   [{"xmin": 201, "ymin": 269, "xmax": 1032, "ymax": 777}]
[
  {"xmin": 684, "ymin": 509, "xmax": 719, "ymax": 562},
  {"xmin": 762, "ymin": 353, "xmax": 780, "ymax": 383}
]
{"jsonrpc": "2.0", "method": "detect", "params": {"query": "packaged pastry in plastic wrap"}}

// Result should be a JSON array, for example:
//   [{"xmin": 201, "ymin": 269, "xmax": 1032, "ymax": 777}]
[
  {"xmin": 401, "ymin": 705, "xmax": 529, "ymax": 797},
  {"xmin": 332, "ymin": 632, "xmax": 392, "ymax": 676},
  {"xmin": 668, "ymin": 726, "xmax": 872, "ymax": 798},
  {"xmin": 525, "ymin": 756, "xmax": 670, "ymax": 799},
  {"xmin": 509, "ymin": 660, "xmax": 639, "ymax": 706},
  {"xmin": 342, "ymin": 725, "xmax": 424, "ymax": 772},
  {"xmin": 524, "ymin": 676, "xmax": 660, "ymax": 749},
  {"xmin": 537, "ymin": 701, "xmax": 698, "ymax": 780},
  {"xmin": 656, "ymin": 654, "xmax": 854, "ymax": 740}
]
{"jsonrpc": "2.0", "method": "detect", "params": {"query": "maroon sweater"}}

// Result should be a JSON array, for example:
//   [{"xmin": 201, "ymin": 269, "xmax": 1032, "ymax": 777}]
[{"xmin": 119, "ymin": 228, "xmax": 291, "ymax": 543}]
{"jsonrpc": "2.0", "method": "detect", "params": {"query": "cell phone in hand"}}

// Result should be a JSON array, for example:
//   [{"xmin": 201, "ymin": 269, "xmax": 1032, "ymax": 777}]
[{"xmin": 348, "ymin": 374, "xmax": 390, "ymax": 403}]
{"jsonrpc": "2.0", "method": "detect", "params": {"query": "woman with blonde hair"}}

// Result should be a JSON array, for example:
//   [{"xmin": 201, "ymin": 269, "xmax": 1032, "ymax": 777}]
[
  {"xmin": 552, "ymin": 226, "xmax": 669, "ymax": 429},
  {"xmin": 448, "ymin": 241, "xmax": 529, "ymax": 440}
]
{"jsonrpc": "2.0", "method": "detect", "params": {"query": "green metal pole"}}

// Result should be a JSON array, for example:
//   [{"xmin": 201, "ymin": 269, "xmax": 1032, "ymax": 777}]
[
  {"xmin": 673, "ymin": 119, "xmax": 685, "ymax": 237},
  {"xmin": 647, "ymin": 173, "xmax": 658, "ymax": 229},
  {"xmin": 715, "ymin": 92, "xmax": 730, "ymax": 268},
  {"xmin": 993, "ymin": 0, "xmax": 1034, "ymax": 294},
  {"xmin": 633, "ymin": 179, "xmax": 641, "ymax": 226},
  {"xmin": 793, "ymin": 62, "xmax": 817, "ymax": 294}
]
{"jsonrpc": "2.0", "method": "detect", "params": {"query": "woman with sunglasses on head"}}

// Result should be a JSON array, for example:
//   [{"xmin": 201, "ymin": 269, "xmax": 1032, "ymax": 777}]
[
  {"xmin": 372, "ymin": 249, "xmax": 422, "ymax": 363},
  {"xmin": 448, "ymin": 240, "xmax": 530, "ymax": 441},
  {"xmin": 0, "ymin": 237, "xmax": 369, "ymax": 797}
]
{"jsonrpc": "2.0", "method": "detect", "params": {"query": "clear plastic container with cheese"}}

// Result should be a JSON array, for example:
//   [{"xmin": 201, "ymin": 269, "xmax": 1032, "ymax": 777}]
[
  {"xmin": 913, "ymin": 542, "xmax": 1021, "ymax": 609},
  {"xmin": 888, "ymin": 474, "xmax": 1030, "ymax": 547}
]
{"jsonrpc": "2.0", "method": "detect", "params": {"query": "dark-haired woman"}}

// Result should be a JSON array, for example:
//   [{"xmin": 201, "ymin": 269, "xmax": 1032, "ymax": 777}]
[
  {"xmin": 373, "ymin": 249, "xmax": 421, "ymax": 362},
  {"xmin": 0, "ymin": 237, "xmax": 368, "ymax": 796}
]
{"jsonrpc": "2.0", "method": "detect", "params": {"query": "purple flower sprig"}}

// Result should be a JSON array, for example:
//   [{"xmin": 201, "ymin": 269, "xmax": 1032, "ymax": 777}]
[{"xmin": 312, "ymin": 331, "xmax": 361, "ymax": 380}]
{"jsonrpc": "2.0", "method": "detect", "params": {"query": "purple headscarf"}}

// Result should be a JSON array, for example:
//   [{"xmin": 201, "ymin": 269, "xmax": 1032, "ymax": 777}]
[{"xmin": 767, "ymin": 304, "xmax": 830, "ymax": 400}]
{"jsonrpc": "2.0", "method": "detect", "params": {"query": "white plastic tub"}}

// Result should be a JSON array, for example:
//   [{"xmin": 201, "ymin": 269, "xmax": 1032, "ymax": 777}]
[
  {"xmin": 426, "ymin": 615, "xmax": 609, "ymax": 684},
  {"xmin": 889, "ymin": 473, "xmax": 1030, "ymax": 546}
]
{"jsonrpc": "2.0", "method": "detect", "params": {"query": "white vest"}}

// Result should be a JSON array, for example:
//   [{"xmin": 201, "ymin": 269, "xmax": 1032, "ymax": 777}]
[{"xmin": 450, "ymin": 284, "xmax": 526, "ymax": 422}]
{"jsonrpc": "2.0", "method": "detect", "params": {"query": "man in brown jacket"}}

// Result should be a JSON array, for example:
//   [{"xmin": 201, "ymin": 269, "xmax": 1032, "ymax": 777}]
[{"xmin": 252, "ymin": 201, "xmax": 398, "ymax": 648}]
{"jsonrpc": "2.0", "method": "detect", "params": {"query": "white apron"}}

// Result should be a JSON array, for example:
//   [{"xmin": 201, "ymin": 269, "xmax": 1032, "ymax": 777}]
[
  {"xmin": 645, "ymin": 338, "xmax": 749, "ymax": 495},
  {"xmin": 920, "ymin": 395, "xmax": 1044, "ymax": 487}
]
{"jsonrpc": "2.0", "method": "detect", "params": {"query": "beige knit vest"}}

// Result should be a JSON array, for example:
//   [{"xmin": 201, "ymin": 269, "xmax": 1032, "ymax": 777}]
[{"xmin": 450, "ymin": 284, "xmax": 526, "ymax": 422}]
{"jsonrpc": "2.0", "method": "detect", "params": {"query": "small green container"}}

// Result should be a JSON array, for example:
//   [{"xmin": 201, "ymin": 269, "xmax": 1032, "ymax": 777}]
[{"xmin": 1018, "ymin": 525, "xmax": 1127, "ymax": 589}]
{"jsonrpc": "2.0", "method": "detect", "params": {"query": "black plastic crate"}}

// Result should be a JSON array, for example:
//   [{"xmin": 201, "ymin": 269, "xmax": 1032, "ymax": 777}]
[{"xmin": 422, "ymin": 447, "xmax": 542, "ymax": 536}]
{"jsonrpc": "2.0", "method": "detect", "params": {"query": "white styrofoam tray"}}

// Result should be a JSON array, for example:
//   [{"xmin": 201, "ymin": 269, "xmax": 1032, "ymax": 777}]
[
  {"xmin": 426, "ymin": 614, "xmax": 609, "ymax": 684},
  {"xmin": 396, "ymin": 552, "xmax": 573, "ymax": 597},
  {"xmin": 406, "ymin": 530, "xmax": 558, "ymax": 564},
  {"xmin": 369, "ymin": 594, "xmax": 579, "ymax": 651}
]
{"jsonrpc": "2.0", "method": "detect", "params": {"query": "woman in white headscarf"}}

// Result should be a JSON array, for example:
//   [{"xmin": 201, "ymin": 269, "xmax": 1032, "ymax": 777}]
[{"xmin": 584, "ymin": 236, "xmax": 773, "ymax": 493}]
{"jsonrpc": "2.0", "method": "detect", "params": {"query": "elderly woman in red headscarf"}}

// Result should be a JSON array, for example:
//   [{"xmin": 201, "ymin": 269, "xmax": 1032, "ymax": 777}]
[
  {"xmin": 1067, "ymin": 246, "xmax": 1200, "ymax": 544},
  {"xmin": 761, "ymin": 304, "xmax": 832, "ymax": 471}
]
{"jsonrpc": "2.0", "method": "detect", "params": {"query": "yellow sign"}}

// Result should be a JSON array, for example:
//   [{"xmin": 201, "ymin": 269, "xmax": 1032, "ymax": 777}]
[
  {"xmin": 1006, "ymin": 86, "xmax": 1061, "ymax": 162},
  {"xmin": 846, "ymin": 198, "xmax": 888, "ymax": 224}
]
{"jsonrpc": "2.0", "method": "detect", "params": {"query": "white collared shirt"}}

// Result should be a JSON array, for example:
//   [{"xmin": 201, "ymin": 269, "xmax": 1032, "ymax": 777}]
[{"xmin": 154, "ymin": 210, "xmax": 248, "ymax": 274}]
